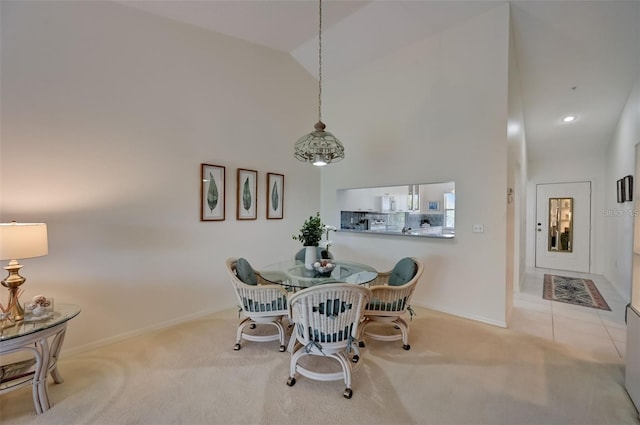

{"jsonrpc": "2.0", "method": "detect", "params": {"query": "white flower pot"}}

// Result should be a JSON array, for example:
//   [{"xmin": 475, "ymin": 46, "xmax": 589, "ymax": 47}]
[{"xmin": 304, "ymin": 246, "xmax": 316, "ymax": 270}]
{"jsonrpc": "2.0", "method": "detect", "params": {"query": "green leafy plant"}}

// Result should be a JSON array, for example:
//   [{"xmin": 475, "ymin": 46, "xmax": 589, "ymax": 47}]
[{"xmin": 292, "ymin": 212, "xmax": 324, "ymax": 247}]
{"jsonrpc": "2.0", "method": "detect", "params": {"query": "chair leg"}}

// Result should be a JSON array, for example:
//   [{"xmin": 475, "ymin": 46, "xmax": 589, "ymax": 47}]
[
  {"xmin": 236, "ymin": 317, "xmax": 287, "ymax": 351},
  {"xmin": 272, "ymin": 320, "xmax": 287, "ymax": 351},
  {"xmin": 361, "ymin": 316, "xmax": 412, "ymax": 349},
  {"xmin": 332, "ymin": 352, "xmax": 354, "ymax": 399},
  {"xmin": 348, "ymin": 341, "xmax": 360, "ymax": 362},
  {"xmin": 288, "ymin": 346, "xmax": 359, "ymax": 399},
  {"xmin": 395, "ymin": 317, "xmax": 410, "ymax": 349}
]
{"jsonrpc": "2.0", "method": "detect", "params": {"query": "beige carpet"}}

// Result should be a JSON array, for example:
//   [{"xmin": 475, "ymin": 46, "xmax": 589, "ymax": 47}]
[{"xmin": 0, "ymin": 306, "xmax": 637, "ymax": 425}]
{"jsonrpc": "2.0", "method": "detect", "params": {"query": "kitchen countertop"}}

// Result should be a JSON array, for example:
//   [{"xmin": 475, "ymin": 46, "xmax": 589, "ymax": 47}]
[{"xmin": 339, "ymin": 229, "xmax": 455, "ymax": 239}]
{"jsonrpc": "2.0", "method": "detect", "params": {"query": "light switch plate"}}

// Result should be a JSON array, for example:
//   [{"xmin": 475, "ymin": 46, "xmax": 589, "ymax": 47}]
[{"xmin": 472, "ymin": 224, "xmax": 484, "ymax": 233}]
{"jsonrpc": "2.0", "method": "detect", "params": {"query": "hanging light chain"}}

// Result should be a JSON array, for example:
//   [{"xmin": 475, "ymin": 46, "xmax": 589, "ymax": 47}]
[
  {"xmin": 318, "ymin": 0, "xmax": 322, "ymax": 124},
  {"xmin": 293, "ymin": 0, "xmax": 344, "ymax": 166}
]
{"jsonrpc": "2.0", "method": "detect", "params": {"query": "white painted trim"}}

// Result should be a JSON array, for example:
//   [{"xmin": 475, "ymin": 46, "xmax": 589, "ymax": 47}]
[
  {"xmin": 62, "ymin": 300, "xmax": 509, "ymax": 358},
  {"xmin": 413, "ymin": 301, "xmax": 507, "ymax": 328}
]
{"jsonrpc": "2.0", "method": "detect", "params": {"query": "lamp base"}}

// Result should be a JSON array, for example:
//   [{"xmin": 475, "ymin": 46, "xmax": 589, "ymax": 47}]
[{"xmin": 2, "ymin": 260, "xmax": 26, "ymax": 321}]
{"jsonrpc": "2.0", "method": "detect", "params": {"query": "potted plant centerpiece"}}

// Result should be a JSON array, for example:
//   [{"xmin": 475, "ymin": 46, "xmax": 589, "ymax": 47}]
[{"xmin": 293, "ymin": 212, "xmax": 325, "ymax": 270}]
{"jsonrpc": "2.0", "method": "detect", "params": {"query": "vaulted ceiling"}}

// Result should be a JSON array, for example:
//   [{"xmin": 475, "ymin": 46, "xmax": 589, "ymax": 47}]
[{"xmin": 118, "ymin": 0, "xmax": 640, "ymax": 163}]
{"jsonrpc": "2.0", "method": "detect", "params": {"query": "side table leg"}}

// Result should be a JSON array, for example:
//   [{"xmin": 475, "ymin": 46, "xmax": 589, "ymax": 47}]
[
  {"xmin": 50, "ymin": 367, "xmax": 64, "ymax": 384},
  {"xmin": 49, "ymin": 326, "xmax": 68, "ymax": 384},
  {"xmin": 35, "ymin": 338, "xmax": 51, "ymax": 413}
]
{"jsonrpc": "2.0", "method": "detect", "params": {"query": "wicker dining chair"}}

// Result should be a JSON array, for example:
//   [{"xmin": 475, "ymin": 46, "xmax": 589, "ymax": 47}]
[
  {"xmin": 286, "ymin": 283, "xmax": 371, "ymax": 399},
  {"xmin": 358, "ymin": 257, "xmax": 424, "ymax": 350},
  {"xmin": 226, "ymin": 257, "xmax": 289, "ymax": 352}
]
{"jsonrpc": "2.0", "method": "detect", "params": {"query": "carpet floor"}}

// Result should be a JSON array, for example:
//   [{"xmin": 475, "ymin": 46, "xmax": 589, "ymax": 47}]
[
  {"xmin": 543, "ymin": 274, "xmax": 611, "ymax": 310},
  {"xmin": 0, "ymin": 306, "xmax": 636, "ymax": 425}
]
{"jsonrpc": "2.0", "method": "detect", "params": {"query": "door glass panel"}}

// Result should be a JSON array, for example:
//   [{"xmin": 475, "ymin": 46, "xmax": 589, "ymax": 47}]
[{"xmin": 548, "ymin": 197, "xmax": 573, "ymax": 252}]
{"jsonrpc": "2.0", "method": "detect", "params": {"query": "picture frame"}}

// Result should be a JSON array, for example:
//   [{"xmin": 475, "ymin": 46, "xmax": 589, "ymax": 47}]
[
  {"xmin": 427, "ymin": 201, "xmax": 440, "ymax": 211},
  {"xmin": 201, "ymin": 163, "xmax": 225, "ymax": 221},
  {"xmin": 624, "ymin": 175, "xmax": 634, "ymax": 202},
  {"xmin": 617, "ymin": 178, "xmax": 624, "ymax": 203},
  {"xmin": 266, "ymin": 173, "xmax": 284, "ymax": 219},
  {"xmin": 237, "ymin": 168, "xmax": 257, "ymax": 220}
]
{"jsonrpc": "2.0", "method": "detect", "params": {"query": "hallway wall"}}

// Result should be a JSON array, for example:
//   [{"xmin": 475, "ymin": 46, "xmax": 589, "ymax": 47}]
[{"xmin": 604, "ymin": 71, "xmax": 640, "ymax": 300}]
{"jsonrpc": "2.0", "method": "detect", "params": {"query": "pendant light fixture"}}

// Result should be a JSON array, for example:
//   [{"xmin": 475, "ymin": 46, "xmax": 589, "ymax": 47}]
[{"xmin": 294, "ymin": 0, "xmax": 345, "ymax": 167}]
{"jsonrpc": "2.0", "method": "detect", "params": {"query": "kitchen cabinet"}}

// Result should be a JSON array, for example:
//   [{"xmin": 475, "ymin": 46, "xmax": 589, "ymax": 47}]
[{"xmin": 341, "ymin": 187, "xmax": 376, "ymax": 212}]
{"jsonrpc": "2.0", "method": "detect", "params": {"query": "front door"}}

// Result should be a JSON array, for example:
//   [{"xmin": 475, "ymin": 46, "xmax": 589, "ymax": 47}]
[{"xmin": 535, "ymin": 182, "xmax": 591, "ymax": 273}]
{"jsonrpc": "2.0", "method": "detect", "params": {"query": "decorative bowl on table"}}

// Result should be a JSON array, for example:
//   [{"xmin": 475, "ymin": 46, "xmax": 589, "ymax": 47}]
[{"xmin": 313, "ymin": 260, "xmax": 335, "ymax": 276}]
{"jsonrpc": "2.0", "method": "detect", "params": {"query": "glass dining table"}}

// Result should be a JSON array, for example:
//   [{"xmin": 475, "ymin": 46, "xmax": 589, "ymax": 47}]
[{"xmin": 260, "ymin": 259, "xmax": 378, "ymax": 290}]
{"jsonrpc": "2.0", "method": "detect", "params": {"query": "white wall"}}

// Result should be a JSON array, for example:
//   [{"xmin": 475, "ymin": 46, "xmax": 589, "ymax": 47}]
[
  {"xmin": 0, "ymin": 1, "xmax": 322, "ymax": 352},
  {"xmin": 507, "ymin": 8, "xmax": 528, "ymax": 319},
  {"xmin": 321, "ymin": 5, "xmax": 511, "ymax": 326},
  {"xmin": 604, "ymin": 71, "xmax": 640, "ymax": 300}
]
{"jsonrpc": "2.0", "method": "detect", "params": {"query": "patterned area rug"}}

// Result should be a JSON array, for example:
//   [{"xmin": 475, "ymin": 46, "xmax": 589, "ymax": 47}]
[{"xmin": 543, "ymin": 274, "xmax": 611, "ymax": 310}]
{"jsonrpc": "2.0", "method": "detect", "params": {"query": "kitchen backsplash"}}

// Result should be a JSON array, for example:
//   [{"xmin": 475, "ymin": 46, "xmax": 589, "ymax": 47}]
[{"xmin": 340, "ymin": 211, "xmax": 444, "ymax": 231}]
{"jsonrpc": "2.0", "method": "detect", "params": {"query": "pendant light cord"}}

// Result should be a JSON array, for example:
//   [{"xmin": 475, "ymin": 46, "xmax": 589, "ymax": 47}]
[{"xmin": 318, "ymin": 0, "xmax": 322, "ymax": 124}]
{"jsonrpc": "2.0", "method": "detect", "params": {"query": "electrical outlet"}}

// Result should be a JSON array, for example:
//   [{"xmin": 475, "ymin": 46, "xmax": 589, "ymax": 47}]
[{"xmin": 472, "ymin": 224, "xmax": 484, "ymax": 233}]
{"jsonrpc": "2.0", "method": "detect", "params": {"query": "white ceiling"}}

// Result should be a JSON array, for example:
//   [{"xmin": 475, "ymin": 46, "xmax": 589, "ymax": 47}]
[{"xmin": 118, "ymin": 0, "xmax": 640, "ymax": 162}]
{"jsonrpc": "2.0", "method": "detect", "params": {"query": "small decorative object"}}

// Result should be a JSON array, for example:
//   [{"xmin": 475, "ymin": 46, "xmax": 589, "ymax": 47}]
[
  {"xmin": 266, "ymin": 173, "xmax": 284, "ymax": 219},
  {"xmin": 313, "ymin": 259, "xmax": 335, "ymax": 276},
  {"xmin": 428, "ymin": 201, "xmax": 440, "ymax": 211},
  {"xmin": 237, "ymin": 168, "xmax": 257, "ymax": 220},
  {"xmin": 201, "ymin": 164, "xmax": 226, "ymax": 221},
  {"xmin": 293, "ymin": 213, "xmax": 324, "ymax": 270},
  {"xmin": 24, "ymin": 295, "xmax": 53, "ymax": 316},
  {"xmin": 24, "ymin": 295, "xmax": 53, "ymax": 320}
]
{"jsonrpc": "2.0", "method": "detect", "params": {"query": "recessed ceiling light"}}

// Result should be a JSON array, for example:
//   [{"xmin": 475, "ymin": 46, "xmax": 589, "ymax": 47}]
[{"xmin": 562, "ymin": 115, "xmax": 577, "ymax": 123}]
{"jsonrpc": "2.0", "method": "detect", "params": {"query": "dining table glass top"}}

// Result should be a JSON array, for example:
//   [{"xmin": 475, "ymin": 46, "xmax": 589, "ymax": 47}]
[{"xmin": 260, "ymin": 259, "xmax": 378, "ymax": 289}]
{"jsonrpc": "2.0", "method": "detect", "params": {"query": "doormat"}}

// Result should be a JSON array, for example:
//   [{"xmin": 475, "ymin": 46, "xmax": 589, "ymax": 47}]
[{"xmin": 543, "ymin": 274, "xmax": 611, "ymax": 311}]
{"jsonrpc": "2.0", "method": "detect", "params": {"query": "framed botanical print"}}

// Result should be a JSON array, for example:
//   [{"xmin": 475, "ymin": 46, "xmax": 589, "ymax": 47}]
[
  {"xmin": 237, "ymin": 168, "xmax": 257, "ymax": 220},
  {"xmin": 266, "ymin": 173, "xmax": 284, "ymax": 219},
  {"xmin": 201, "ymin": 164, "xmax": 225, "ymax": 221},
  {"xmin": 624, "ymin": 174, "xmax": 634, "ymax": 202},
  {"xmin": 617, "ymin": 178, "xmax": 624, "ymax": 203}
]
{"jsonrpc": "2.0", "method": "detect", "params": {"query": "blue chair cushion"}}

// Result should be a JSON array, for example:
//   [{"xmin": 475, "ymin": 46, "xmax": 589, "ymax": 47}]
[
  {"xmin": 236, "ymin": 258, "xmax": 257, "ymax": 285},
  {"xmin": 388, "ymin": 257, "xmax": 417, "ymax": 286}
]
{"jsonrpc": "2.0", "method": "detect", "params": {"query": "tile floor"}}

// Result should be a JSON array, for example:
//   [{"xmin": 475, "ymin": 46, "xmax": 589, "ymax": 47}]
[{"xmin": 511, "ymin": 267, "xmax": 629, "ymax": 363}]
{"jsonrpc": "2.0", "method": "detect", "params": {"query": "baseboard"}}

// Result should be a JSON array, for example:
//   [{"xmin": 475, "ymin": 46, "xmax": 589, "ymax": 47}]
[
  {"xmin": 412, "ymin": 300, "xmax": 507, "ymax": 328},
  {"xmin": 63, "ymin": 301, "xmax": 508, "ymax": 357}
]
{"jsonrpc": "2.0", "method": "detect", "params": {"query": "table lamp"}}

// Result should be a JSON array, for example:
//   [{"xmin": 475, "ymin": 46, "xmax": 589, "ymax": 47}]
[{"xmin": 0, "ymin": 222, "xmax": 48, "ymax": 321}]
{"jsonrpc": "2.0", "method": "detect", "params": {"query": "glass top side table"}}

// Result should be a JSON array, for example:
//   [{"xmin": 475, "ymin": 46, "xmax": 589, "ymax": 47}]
[{"xmin": 0, "ymin": 303, "xmax": 81, "ymax": 414}]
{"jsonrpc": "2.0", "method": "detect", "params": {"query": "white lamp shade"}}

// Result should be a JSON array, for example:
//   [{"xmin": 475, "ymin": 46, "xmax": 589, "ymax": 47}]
[{"xmin": 0, "ymin": 223, "xmax": 48, "ymax": 260}]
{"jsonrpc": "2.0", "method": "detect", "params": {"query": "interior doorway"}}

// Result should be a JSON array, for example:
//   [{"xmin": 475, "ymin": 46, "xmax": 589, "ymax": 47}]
[{"xmin": 535, "ymin": 182, "xmax": 591, "ymax": 273}]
